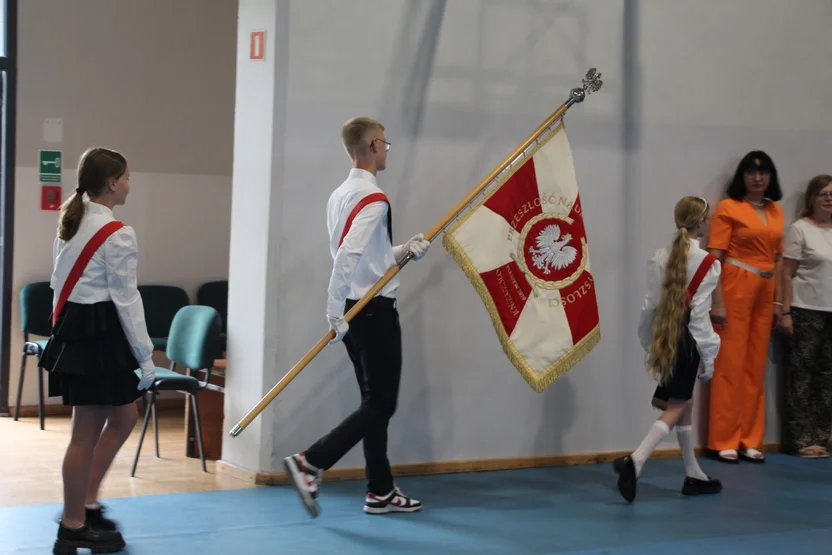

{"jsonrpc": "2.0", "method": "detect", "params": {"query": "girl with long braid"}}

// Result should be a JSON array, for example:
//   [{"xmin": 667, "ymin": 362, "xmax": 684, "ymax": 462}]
[{"xmin": 613, "ymin": 196, "xmax": 724, "ymax": 503}]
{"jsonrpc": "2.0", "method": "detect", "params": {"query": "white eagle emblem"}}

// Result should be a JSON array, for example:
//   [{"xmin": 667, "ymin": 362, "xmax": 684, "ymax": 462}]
[{"xmin": 528, "ymin": 224, "xmax": 578, "ymax": 275}]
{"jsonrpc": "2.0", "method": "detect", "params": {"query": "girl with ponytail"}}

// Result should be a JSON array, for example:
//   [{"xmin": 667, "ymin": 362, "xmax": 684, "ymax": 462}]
[
  {"xmin": 612, "ymin": 196, "xmax": 723, "ymax": 503},
  {"xmin": 39, "ymin": 147, "xmax": 155, "ymax": 553}
]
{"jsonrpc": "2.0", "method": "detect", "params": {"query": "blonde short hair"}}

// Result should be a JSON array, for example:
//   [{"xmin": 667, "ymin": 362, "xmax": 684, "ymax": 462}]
[{"xmin": 341, "ymin": 117, "xmax": 384, "ymax": 158}]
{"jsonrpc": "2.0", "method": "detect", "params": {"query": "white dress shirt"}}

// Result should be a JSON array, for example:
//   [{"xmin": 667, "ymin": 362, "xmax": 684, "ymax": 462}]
[
  {"xmin": 637, "ymin": 237, "xmax": 722, "ymax": 374},
  {"xmin": 783, "ymin": 218, "xmax": 832, "ymax": 312},
  {"xmin": 326, "ymin": 168, "xmax": 409, "ymax": 318},
  {"xmin": 51, "ymin": 199, "xmax": 155, "ymax": 374}
]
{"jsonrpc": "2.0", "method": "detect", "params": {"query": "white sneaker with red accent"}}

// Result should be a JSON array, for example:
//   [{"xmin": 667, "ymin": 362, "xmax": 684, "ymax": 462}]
[
  {"xmin": 363, "ymin": 485, "xmax": 422, "ymax": 514},
  {"xmin": 283, "ymin": 453, "xmax": 323, "ymax": 517}
]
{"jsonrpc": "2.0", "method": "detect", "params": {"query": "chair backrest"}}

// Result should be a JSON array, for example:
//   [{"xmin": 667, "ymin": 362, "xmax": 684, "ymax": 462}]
[
  {"xmin": 19, "ymin": 281, "xmax": 53, "ymax": 337},
  {"xmin": 137, "ymin": 285, "xmax": 190, "ymax": 339},
  {"xmin": 196, "ymin": 280, "xmax": 228, "ymax": 333},
  {"xmin": 166, "ymin": 305, "xmax": 223, "ymax": 370}
]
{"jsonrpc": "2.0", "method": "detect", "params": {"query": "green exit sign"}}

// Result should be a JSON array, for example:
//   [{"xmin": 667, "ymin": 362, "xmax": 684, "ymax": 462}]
[{"xmin": 39, "ymin": 149, "xmax": 62, "ymax": 183}]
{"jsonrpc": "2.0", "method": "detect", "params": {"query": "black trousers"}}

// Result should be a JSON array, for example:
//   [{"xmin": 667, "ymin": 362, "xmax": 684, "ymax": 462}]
[{"xmin": 304, "ymin": 296, "xmax": 402, "ymax": 494}]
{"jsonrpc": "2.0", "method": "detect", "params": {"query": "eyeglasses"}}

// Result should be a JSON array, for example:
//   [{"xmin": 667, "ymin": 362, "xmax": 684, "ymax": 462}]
[
  {"xmin": 744, "ymin": 169, "xmax": 771, "ymax": 177},
  {"xmin": 817, "ymin": 191, "xmax": 832, "ymax": 198},
  {"xmin": 373, "ymin": 138, "xmax": 391, "ymax": 151}
]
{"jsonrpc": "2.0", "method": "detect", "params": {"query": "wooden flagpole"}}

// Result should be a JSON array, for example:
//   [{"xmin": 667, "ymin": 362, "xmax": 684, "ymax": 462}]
[{"xmin": 229, "ymin": 68, "xmax": 602, "ymax": 438}]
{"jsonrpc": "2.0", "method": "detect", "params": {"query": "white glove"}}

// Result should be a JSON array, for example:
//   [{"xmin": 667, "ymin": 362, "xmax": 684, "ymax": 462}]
[
  {"xmin": 137, "ymin": 360, "xmax": 156, "ymax": 391},
  {"xmin": 698, "ymin": 360, "xmax": 714, "ymax": 382},
  {"xmin": 327, "ymin": 315, "xmax": 349, "ymax": 343},
  {"xmin": 405, "ymin": 233, "xmax": 430, "ymax": 260}
]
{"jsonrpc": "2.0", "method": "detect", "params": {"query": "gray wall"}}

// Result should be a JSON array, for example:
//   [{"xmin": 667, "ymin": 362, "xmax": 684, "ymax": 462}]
[
  {"xmin": 17, "ymin": 0, "xmax": 237, "ymax": 175},
  {"xmin": 236, "ymin": 0, "xmax": 832, "ymax": 473}
]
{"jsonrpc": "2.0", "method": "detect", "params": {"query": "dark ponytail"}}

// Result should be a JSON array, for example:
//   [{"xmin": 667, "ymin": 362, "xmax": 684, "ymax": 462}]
[{"xmin": 57, "ymin": 147, "xmax": 127, "ymax": 241}]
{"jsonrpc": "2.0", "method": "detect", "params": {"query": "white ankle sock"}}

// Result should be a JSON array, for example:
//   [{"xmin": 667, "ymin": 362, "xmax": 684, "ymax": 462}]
[
  {"xmin": 85, "ymin": 503, "xmax": 100, "ymax": 510},
  {"xmin": 632, "ymin": 420, "xmax": 671, "ymax": 477},
  {"xmin": 676, "ymin": 425, "xmax": 708, "ymax": 480}
]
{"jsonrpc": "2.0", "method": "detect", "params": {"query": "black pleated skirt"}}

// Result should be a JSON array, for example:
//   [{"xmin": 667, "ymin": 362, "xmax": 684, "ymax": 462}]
[
  {"xmin": 651, "ymin": 310, "xmax": 701, "ymax": 410},
  {"xmin": 38, "ymin": 300, "xmax": 143, "ymax": 407}
]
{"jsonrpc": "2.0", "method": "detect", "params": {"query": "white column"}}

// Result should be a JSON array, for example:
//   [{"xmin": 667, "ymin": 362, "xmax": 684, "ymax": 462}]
[{"xmin": 220, "ymin": 0, "xmax": 290, "ymax": 473}]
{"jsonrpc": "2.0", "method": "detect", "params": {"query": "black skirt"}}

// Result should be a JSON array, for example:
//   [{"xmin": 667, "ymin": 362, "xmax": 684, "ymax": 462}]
[
  {"xmin": 38, "ymin": 300, "xmax": 143, "ymax": 407},
  {"xmin": 651, "ymin": 310, "xmax": 701, "ymax": 410}
]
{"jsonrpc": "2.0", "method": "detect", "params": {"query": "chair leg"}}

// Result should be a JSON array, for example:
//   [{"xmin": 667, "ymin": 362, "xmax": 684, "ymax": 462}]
[
  {"xmin": 13, "ymin": 350, "xmax": 26, "ymax": 421},
  {"xmin": 131, "ymin": 391, "xmax": 155, "ymax": 477},
  {"xmin": 37, "ymin": 367, "xmax": 45, "ymax": 430},
  {"xmin": 190, "ymin": 393, "xmax": 207, "ymax": 472},
  {"xmin": 152, "ymin": 392, "xmax": 159, "ymax": 457}
]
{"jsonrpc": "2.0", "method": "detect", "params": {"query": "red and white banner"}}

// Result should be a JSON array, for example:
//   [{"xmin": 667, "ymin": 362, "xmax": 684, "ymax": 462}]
[{"xmin": 442, "ymin": 122, "xmax": 600, "ymax": 392}]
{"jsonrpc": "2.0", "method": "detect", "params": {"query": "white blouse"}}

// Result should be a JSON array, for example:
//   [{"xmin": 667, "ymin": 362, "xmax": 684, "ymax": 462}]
[
  {"xmin": 783, "ymin": 218, "xmax": 832, "ymax": 312},
  {"xmin": 637, "ymin": 238, "xmax": 722, "ymax": 374},
  {"xmin": 50, "ymin": 200, "xmax": 155, "ymax": 374}
]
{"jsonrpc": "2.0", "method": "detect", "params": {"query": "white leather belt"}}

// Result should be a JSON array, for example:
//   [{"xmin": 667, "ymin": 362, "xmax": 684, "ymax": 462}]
[{"xmin": 725, "ymin": 257, "xmax": 775, "ymax": 279}]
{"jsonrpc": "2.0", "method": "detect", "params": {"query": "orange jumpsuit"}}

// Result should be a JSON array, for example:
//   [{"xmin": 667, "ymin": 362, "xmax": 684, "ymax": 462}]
[{"xmin": 707, "ymin": 198, "xmax": 784, "ymax": 452}]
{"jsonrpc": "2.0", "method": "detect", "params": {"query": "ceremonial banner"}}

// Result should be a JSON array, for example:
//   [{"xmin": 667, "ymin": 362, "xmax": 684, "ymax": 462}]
[
  {"xmin": 227, "ymin": 68, "xmax": 602, "ymax": 439},
  {"xmin": 442, "ymin": 122, "xmax": 600, "ymax": 392}
]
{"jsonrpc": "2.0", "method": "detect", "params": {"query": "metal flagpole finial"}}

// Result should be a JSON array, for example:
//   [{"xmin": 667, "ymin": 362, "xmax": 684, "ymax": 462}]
[{"xmin": 569, "ymin": 68, "xmax": 603, "ymax": 104}]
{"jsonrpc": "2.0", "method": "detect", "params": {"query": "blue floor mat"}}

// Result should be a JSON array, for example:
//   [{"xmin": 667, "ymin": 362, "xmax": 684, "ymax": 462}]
[{"xmin": 2, "ymin": 454, "xmax": 831, "ymax": 554}]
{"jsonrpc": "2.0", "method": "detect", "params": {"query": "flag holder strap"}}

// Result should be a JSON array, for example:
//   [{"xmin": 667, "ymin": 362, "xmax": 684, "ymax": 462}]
[{"xmin": 229, "ymin": 68, "xmax": 603, "ymax": 438}]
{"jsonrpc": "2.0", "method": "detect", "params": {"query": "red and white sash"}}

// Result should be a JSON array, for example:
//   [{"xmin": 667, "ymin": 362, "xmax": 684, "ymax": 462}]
[
  {"xmin": 685, "ymin": 253, "xmax": 718, "ymax": 309},
  {"xmin": 51, "ymin": 221, "xmax": 124, "ymax": 326},
  {"xmin": 338, "ymin": 192, "xmax": 392, "ymax": 247}
]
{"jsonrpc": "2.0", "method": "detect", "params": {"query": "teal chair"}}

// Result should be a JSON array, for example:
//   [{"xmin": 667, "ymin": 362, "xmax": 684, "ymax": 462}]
[
  {"xmin": 131, "ymin": 305, "xmax": 223, "ymax": 476},
  {"xmin": 197, "ymin": 280, "xmax": 227, "ymax": 354},
  {"xmin": 137, "ymin": 285, "xmax": 190, "ymax": 352},
  {"xmin": 14, "ymin": 282, "xmax": 53, "ymax": 430}
]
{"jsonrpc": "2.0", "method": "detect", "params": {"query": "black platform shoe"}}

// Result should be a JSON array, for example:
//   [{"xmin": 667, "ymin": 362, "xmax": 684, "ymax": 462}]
[
  {"xmin": 613, "ymin": 455, "xmax": 638, "ymax": 503},
  {"xmin": 86, "ymin": 505, "xmax": 119, "ymax": 531},
  {"xmin": 681, "ymin": 476, "xmax": 723, "ymax": 496},
  {"xmin": 52, "ymin": 522, "xmax": 125, "ymax": 555}
]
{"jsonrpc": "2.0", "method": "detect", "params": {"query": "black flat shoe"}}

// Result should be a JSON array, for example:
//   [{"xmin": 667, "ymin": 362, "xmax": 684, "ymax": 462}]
[
  {"xmin": 86, "ymin": 505, "xmax": 119, "ymax": 531},
  {"xmin": 681, "ymin": 476, "xmax": 723, "ymax": 496},
  {"xmin": 613, "ymin": 455, "xmax": 637, "ymax": 503},
  {"xmin": 53, "ymin": 522, "xmax": 125, "ymax": 555}
]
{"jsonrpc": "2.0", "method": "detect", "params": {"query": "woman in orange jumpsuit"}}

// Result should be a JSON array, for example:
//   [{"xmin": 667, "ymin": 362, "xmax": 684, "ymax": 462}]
[{"xmin": 706, "ymin": 151, "xmax": 785, "ymax": 464}]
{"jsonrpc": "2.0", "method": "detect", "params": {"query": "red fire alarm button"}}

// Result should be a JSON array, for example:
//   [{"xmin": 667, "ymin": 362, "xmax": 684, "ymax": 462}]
[{"xmin": 41, "ymin": 185, "xmax": 62, "ymax": 211}]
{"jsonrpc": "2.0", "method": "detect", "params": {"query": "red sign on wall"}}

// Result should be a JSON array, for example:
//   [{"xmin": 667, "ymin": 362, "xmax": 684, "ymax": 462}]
[
  {"xmin": 41, "ymin": 185, "xmax": 61, "ymax": 211},
  {"xmin": 250, "ymin": 31, "xmax": 265, "ymax": 61}
]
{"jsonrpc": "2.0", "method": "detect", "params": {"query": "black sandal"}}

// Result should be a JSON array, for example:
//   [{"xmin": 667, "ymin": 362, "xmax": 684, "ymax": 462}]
[
  {"xmin": 714, "ymin": 449, "xmax": 739, "ymax": 464},
  {"xmin": 739, "ymin": 448, "xmax": 765, "ymax": 464}
]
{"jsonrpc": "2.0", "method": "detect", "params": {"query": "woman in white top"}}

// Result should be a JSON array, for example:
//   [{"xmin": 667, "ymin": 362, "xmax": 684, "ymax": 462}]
[
  {"xmin": 38, "ymin": 147, "xmax": 155, "ymax": 554},
  {"xmin": 613, "ymin": 196, "xmax": 723, "ymax": 503},
  {"xmin": 778, "ymin": 174, "xmax": 832, "ymax": 458}
]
